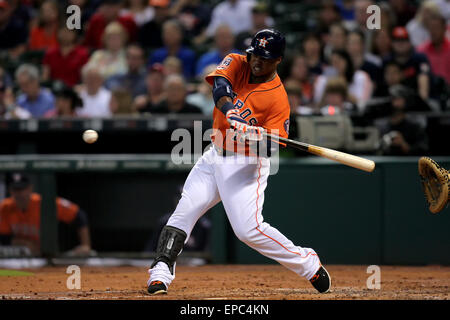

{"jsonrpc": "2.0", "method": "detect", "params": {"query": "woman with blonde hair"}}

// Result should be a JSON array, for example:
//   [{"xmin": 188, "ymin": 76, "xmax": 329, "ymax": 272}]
[{"xmin": 85, "ymin": 22, "xmax": 128, "ymax": 79}]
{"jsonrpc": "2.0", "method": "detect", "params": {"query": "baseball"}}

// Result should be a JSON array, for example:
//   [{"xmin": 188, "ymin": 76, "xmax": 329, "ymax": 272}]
[{"xmin": 82, "ymin": 129, "xmax": 98, "ymax": 144}]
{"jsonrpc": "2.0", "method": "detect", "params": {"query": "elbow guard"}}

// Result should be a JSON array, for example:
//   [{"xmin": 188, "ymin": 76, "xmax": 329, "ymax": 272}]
[{"xmin": 212, "ymin": 76, "xmax": 234, "ymax": 106}]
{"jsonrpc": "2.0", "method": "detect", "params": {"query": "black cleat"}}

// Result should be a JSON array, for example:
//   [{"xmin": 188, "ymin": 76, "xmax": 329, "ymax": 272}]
[
  {"xmin": 147, "ymin": 281, "xmax": 168, "ymax": 295},
  {"xmin": 310, "ymin": 266, "xmax": 331, "ymax": 293}
]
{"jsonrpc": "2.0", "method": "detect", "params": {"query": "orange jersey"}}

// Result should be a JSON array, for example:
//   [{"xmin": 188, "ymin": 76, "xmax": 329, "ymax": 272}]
[
  {"xmin": 0, "ymin": 193, "xmax": 79, "ymax": 244},
  {"xmin": 205, "ymin": 53, "xmax": 290, "ymax": 154}
]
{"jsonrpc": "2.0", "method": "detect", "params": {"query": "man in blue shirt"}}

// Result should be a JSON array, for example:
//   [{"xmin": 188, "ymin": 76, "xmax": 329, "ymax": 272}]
[
  {"xmin": 15, "ymin": 64, "xmax": 55, "ymax": 117},
  {"xmin": 195, "ymin": 24, "xmax": 240, "ymax": 77},
  {"xmin": 148, "ymin": 19, "xmax": 196, "ymax": 79}
]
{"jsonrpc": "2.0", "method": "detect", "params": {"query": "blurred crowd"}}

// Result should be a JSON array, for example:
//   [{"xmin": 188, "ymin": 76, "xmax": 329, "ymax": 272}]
[{"xmin": 0, "ymin": 0, "xmax": 449, "ymax": 154}]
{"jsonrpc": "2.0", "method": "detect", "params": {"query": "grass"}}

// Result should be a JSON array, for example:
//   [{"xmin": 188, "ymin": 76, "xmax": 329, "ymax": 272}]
[{"xmin": 0, "ymin": 269, "xmax": 34, "ymax": 277}]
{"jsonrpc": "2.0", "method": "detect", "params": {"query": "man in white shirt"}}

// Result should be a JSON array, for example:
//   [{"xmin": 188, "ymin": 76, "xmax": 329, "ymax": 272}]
[
  {"xmin": 205, "ymin": 0, "xmax": 255, "ymax": 37},
  {"xmin": 78, "ymin": 65, "xmax": 112, "ymax": 118}
]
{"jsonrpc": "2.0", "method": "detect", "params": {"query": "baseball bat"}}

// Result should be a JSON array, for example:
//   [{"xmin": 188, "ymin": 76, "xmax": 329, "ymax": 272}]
[{"xmin": 264, "ymin": 133, "xmax": 375, "ymax": 172}]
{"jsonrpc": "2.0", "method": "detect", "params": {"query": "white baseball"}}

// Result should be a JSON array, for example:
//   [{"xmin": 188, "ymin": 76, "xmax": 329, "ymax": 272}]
[{"xmin": 82, "ymin": 129, "xmax": 98, "ymax": 144}]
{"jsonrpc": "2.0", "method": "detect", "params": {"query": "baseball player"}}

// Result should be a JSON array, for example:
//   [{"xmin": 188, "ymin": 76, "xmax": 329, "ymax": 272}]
[{"xmin": 147, "ymin": 29, "xmax": 331, "ymax": 295}]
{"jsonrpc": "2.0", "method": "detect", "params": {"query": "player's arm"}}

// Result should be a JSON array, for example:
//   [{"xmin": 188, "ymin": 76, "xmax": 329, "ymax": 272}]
[{"xmin": 212, "ymin": 76, "xmax": 244, "ymax": 121}]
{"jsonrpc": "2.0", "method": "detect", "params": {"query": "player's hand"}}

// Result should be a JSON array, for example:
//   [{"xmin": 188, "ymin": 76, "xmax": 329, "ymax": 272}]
[
  {"xmin": 229, "ymin": 120, "xmax": 265, "ymax": 142},
  {"xmin": 226, "ymin": 108, "xmax": 246, "ymax": 125}
]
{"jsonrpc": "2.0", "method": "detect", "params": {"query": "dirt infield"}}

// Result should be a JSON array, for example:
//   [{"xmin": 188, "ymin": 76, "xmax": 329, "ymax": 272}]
[{"xmin": 0, "ymin": 265, "xmax": 449, "ymax": 300}]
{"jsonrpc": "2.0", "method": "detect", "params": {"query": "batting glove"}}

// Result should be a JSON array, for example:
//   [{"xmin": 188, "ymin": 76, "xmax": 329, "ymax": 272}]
[
  {"xmin": 229, "ymin": 120, "xmax": 265, "ymax": 142},
  {"xmin": 226, "ymin": 108, "xmax": 246, "ymax": 125}
]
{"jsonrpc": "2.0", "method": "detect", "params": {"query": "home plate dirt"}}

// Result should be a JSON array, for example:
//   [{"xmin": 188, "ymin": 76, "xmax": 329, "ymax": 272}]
[{"xmin": 0, "ymin": 265, "xmax": 449, "ymax": 300}]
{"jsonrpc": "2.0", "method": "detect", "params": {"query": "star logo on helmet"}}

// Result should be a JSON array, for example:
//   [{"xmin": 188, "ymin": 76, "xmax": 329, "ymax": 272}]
[{"xmin": 258, "ymin": 37, "xmax": 268, "ymax": 48}]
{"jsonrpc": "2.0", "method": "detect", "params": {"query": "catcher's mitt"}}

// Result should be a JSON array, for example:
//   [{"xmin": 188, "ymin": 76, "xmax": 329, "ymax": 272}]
[{"xmin": 418, "ymin": 157, "xmax": 450, "ymax": 213}]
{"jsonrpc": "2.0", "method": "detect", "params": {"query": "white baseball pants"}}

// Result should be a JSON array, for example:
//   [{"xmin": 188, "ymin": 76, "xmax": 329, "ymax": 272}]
[{"xmin": 150, "ymin": 146, "xmax": 321, "ymax": 286}]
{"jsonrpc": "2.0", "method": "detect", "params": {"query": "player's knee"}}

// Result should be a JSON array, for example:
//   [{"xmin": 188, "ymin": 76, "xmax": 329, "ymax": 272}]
[{"xmin": 233, "ymin": 226, "xmax": 258, "ymax": 244}]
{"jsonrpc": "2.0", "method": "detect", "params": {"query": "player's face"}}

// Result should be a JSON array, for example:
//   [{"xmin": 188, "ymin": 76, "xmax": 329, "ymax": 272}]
[
  {"xmin": 249, "ymin": 54, "xmax": 281, "ymax": 78},
  {"xmin": 10, "ymin": 186, "xmax": 32, "ymax": 211}
]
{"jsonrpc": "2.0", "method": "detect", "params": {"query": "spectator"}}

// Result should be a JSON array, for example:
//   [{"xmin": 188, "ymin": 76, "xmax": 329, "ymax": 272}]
[
  {"xmin": 169, "ymin": 0, "xmax": 213, "ymax": 42},
  {"xmin": 406, "ymin": 0, "xmax": 442, "ymax": 48},
  {"xmin": 284, "ymin": 54, "xmax": 313, "ymax": 103},
  {"xmin": 66, "ymin": 0, "xmax": 100, "ymax": 30},
  {"xmin": 301, "ymin": 33, "xmax": 324, "ymax": 77},
  {"xmin": 0, "ymin": 0, "xmax": 28, "ymax": 58},
  {"xmin": 376, "ymin": 85, "xmax": 429, "ymax": 156},
  {"xmin": 134, "ymin": 64, "xmax": 166, "ymax": 113},
  {"xmin": 384, "ymin": 26, "xmax": 432, "ymax": 100},
  {"xmin": 77, "ymin": 65, "xmax": 112, "ymax": 117},
  {"xmin": 105, "ymin": 44, "xmax": 147, "ymax": 98},
  {"xmin": 318, "ymin": 76, "xmax": 357, "ymax": 115},
  {"xmin": 109, "ymin": 88, "xmax": 134, "ymax": 115},
  {"xmin": 0, "ymin": 173, "xmax": 92, "ymax": 256},
  {"xmin": 148, "ymin": 19, "xmax": 196, "ymax": 79},
  {"xmin": 163, "ymin": 56, "xmax": 183, "ymax": 77},
  {"xmin": 138, "ymin": 0, "xmax": 170, "ymax": 50},
  {"xmin": 46, "ymin": 86, "xmax": 83, "ymax": 117},
  {"xmin": 29, "ymin": 0, "xmax": 60, "ymax": 51},
  {"xmin": 317, "ymin": 0, "xmax": 342, "ymax": 36},
  {"xmin": 235, "ymin": 2, "xmax": 273, "ymax": 52},
  {"xmin": 42, "ymin": 27, "xmax": 90, "ymax": 87},
  {"xmin": 389, "ymin": 0, "xmax": 417, "ymax": 27},
  {"xmin": 335, "ymin": 0, "xmax": 355, "ymax": 25},
  {"xmin": 373, "ymin": 61, "xmax": 404, "ymax": 97},
  {"xmin": 195, "ymin": 24, "xmax": 238, "ymax": 77},
  {"xmin": 148, "ymin": 74, "xmax": 202, "ymax": 114},
  {"xmin": 84, "ymin": 0, "xmax": 137, "ymax": 50},
  {"xmin": 204, "ymin": 0, "xmax": 255, "ymax": 39},
  {"xmin": 417, "ymin": 14, "xmax": 450, "ymax": 85},
  {"xmin": 370, "ymin": 30, "xmax": 392, "ymax": 61},
  {"xmin": 351, "ymin": 0, "xmax": 375, "ymax": 52},
  {"xmin": 15, "ymin": 64, "xmax": 55, "ymax": 117},
  {"xmin": 323, "ymin": 23, "xmax": 348, "ymax": 63},
  {"xmin": 85, "ymin": 22, "xmax": 128, "ymax": 79},
  {"xmin": 346, "ymin": 30, "xmax": 382, "ymax": 84},
  {"xmin": 120, "ymin": 0, "xmax": 155, "ymax": 27},
  {"xmin": 284, "ymin": 80, "xmax": 313, "ymax": 116},
  {"xmin": 187, "ymin": 64, "xmax": 216, "ymax": 115},
  {"xmin": 314, "ymin": 49, "xmax": 373, "ymax": 110}
]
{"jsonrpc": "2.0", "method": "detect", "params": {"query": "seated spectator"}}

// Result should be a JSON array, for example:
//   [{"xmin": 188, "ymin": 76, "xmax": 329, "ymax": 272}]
[
  {"xmin": 133, "ymin": 64, "xmax": 166, "ymax": 112},
  {"xmin": 204, "ymin": 0, "xmax": 255, "ymax": 39},
  {"xmin": 301, "ymin": 33, "xmax": 324, "ymax": 77},
  {"xmin": 373, "ymin": 61, "xmax": 404, "ymax": 97},
  {"xmin": 389, "ymin": 0, "xmax": 417, "ymax": 27},
  {"xmin": 146, "ymin": 74, "xmax": 202, "ymax": 114},
  {"xmin": 148, "ymin": 19, "xmax": 196, "ymax": 79},
  {"xmin": 316, "ymin": 0, "xmax": 342, "ymax": 36},
  {"xmin": 67, "ymin": 0, "xmax": 99, "ymax": 29},
  {"xmin": 120, "ymin": 0, "xmax": 155, "ymax": 27},
  {"xmin": 169, "ymin": 0, "xmax": 213, "ymax": 42},
  {"xmin": 29, "ymin": 0, "xmax": 60, "ymax": 51},
  {"xmin": 109, "ymin": 88, "xmax": 134, "ymax": 115},
  {"xmin": 138, "ymin": 0, "xmax": 170, "ymax": 50},
  {"xmin": 0, "ymin": 0, "xmax": 28, "ymax": 58},
  {"xmin": 84, "ymin": 0, "xmax": 137, "ymax": 50},
  {"xmin": 417, "ymin": 13, "xmax": 450, "ymax": 85},
  {"xmin": 346, "ymin": 30, "xmax": 382, "ymax": 84},
  {"xmin": 351, "ymin": 0, "xmax": 375, "ymax": 52},
  {"xmin": 77, "ymin": 65, "xmax": 112, "ymax": 117},
  {"xmin": 284, "ymin": 54, "xmax": 313, "ymax": 103},
  {"xmin": 314, "ymin": 49, "xmax": 373, "ymax": 110},
  {"xmin": 85, "ymin": 22, "xmax": 128, "ymax": 79},
  {"xmin": 376, "ymin": 86, "xmax": 429, "ymax": 156},
  {"xmin": 406, "ymin": 0, "xmax": 441, "ymax": 48},
  {"xmin": 187, "ymin": 64, "xmax": 216, "ymax": 115},
  {"xmin": 163, "ymin": 56, "xmax": 183, "ymax": 77},
  {"xmin": 1, "ymin": 68, "xmax": 28, "ymax": 119},
  {"xmin": 370, "ymin": 29, "xmax": 392, "ymax": 61},
  {"xmin": 318, "ymin": 77, "xmax": 357, "ymax": 115},
  {"xmin": 42, "ymin": 27, "xmax": 90, "ymax": 87},
  {"xmin": 15, "ymin": 64, "xmax": 55, "ymax": 117},
  {"xmin": 46, "ymin": 86, "xmax": 83, "ymax": 117},
  {"xmin": 195, "ymin": 24, "xmax": 238, "ymax": 77},
  {"xmin": 105, "ymin": 44, "xmax": 147, "ymax": 98},
  {"xmin": 284, "ymin": 80, "xmax": 313, "ymax": 116},
  {"xmin": 384, "ymin": 27, "xmax": 432, "ymax": 100},
  {"xmin": 235, "ymin": 1, "xmax": 273, "ymax": 52},
  {"xmin": 323, "ymin": 23, "xmax": 348, "ymax": 63},
  {"xmin": 0, "ymin": 173, "xmax": 92, "ymax": 256}
]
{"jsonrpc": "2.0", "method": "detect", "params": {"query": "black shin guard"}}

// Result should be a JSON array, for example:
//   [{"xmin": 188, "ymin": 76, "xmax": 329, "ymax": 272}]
[{"xmin": 151, "ymin": 225, "xmax": 187, "ymax": 275}]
